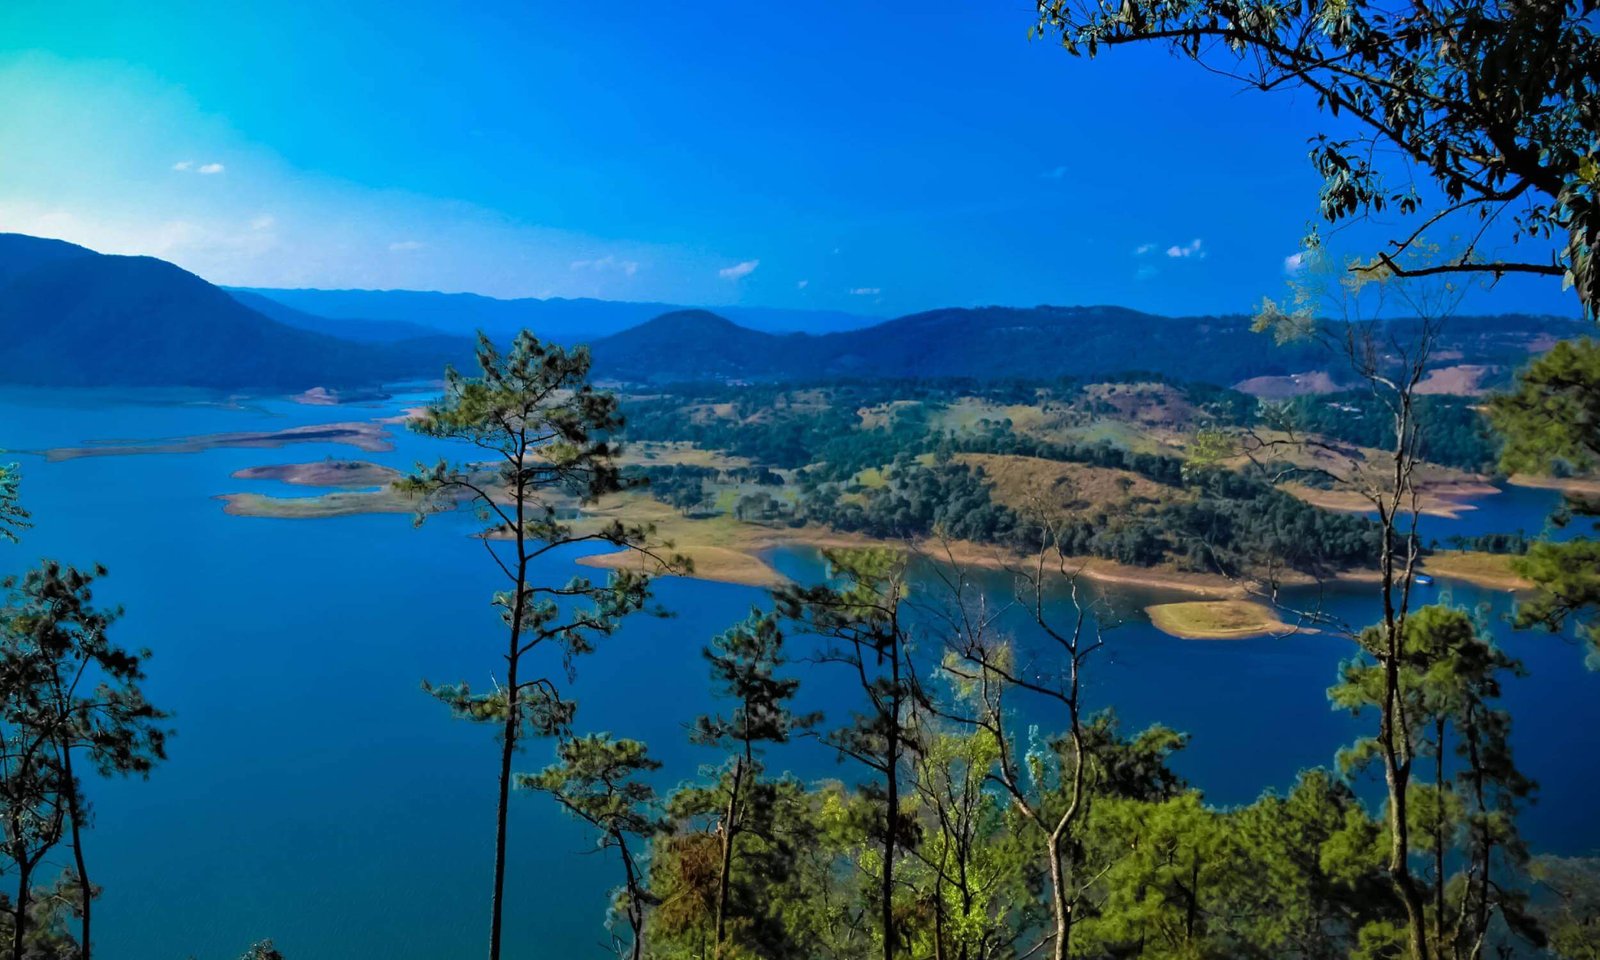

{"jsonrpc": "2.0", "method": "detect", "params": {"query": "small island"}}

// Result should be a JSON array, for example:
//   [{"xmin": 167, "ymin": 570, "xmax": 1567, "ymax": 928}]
[
  {"xmin": 1145, "ymin": 600, "xmax": 1301, "ymax": 640},
  {"xmin": 232, "ymin": 459, "xmax": 401, "ymax": 488}
]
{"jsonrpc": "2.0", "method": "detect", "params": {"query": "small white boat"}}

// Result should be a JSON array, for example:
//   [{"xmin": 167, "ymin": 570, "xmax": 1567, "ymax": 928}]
[{"xmin": 1414, "ymin": 574, "xmax": 1435, "ymax": 586}]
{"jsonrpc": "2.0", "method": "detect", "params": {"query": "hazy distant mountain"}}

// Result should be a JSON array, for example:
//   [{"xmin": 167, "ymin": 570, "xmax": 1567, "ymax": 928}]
[
  {"xmin": 228, "ymin": 290, "xmax": 450, "ymax": 343},
  {"xmin": 230, "ymin": 287, "xmax": 878, "ymax": 341},
  {"xmin": 0, "ymin": 234, "xmax": 470, "ymax": 390},
  {"xmin": 591, "ymin": 305, "xmax": 1584, "ymax": 387}
]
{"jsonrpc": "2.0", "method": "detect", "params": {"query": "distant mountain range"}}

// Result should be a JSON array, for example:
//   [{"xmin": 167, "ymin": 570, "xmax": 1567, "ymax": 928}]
[
  {"xmin": 0, "ymin": 233, "xmax": 1582, "ymax": 393},
  {"xmin": 229, "ymin": 287, "xmax": 878, "ymax": 341},
  {"xmin": 587, "ymin": 305, "xmax": 1583, "ymax": 388}
]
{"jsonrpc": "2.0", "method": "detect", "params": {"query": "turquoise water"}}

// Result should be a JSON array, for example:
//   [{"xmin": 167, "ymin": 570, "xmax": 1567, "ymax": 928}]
[{"xmin": 2, "ymin": 389, "xmax": 1596, "ymax": 960}]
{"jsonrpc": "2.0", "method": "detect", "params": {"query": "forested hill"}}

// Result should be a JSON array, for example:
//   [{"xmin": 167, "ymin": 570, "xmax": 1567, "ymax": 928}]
[
  {"xmin": 591, "ymin": 304, "xmax": 1583, "ymax": 387},
  {"xmin": 0, "ymin": 234, "xmax": 470, "ymax": 390}
]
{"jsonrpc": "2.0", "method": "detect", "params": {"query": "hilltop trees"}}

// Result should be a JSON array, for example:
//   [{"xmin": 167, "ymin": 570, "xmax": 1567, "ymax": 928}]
[
  {"xmin": 523, "ymin": 735, "xmax": 663, "ymax": 960},
  {"xmin": 777, "ymin": 549, "xmax": 915, "ymax": 960},
  {"xmin": 672, "ymin": 610, "xmax": 817, "ymax": 957},
  {"xmin": 0, "ymin": 562, "xmax": 166, "ymax": 960},
  {"xmin": 935, "ymin": 528, "xmax": 1112, "ymax": 960},
  {"xmin": 401, "ymin": 331, "xmax": 682, "ymax": 960},
  {"xmin": 1331, "ymin": 605, "xmax": 1539, "ymax": 957}
]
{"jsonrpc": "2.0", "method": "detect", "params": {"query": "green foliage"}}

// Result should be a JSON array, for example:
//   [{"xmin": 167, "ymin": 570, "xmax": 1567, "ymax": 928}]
[
  {"xmin": 1488, "ymin": 339, "xmax": 1600, "ymax": 663},
  {"xmin": 1034, "ymin": 0, "xmax": 1599, "ymax": 311},
  {"xmin": 236, "ymin": 941, "xmax": 285, "ymax": 960},
  {"xmin": 0, "ymin": 462, "xmax": 27, "ymax": 544},
  {"xmin": 0, "ymin": 875, "xmax": 83, "ymax": 960},
  {"xmin": 1331, "ymin": 604, "xmax": 1538, "ymax": 956},
  {"xmin": 401, "ymin": 330, "xmax": 682, "ymax": 960},
  {"xmin": 1489, "ymin": 339, "xmax": 1600, "ymax": 476},
  {"xmin": 404, "ymin": 330, "xmax": 674, "ymax": 739},
  {"xmin": 1512, "ymin": 537, "xmax": 1600, "ymax": 666},
  {"xmin": 0, "ymin": 561, "xmax": 167, "ymax": 956},
  {"xmin": 522, "ymin": 734, "xmax": 662, "ymax": 841},
  {"xmin": 521, "ymin": 735, "xmax": 662, "ymax": 959},
  {"xmin": 692, "ymin": 610, "xmax": 819, "ymax": 754},
  {"xmin": 1529, "ymin": 856, "xmax": 1600, "ymax": 960}
]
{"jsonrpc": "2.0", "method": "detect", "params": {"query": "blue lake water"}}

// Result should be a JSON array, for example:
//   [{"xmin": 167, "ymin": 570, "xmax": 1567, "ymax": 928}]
[{"xmin": 1, "ymin": 388, "xmax": 1597, "ymax": 960}]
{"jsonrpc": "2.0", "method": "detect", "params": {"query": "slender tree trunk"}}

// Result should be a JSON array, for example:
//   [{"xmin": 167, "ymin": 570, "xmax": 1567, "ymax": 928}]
[
  {"xmin": 488, "ymin": 446, "xmax": 531, "ymax": 960},
  {"xmin": 62, "ymin": 745, "xmax": 91, "ymax": 960},
  {"xmin": 1047, "ymin": 830, "xmax": 1071, "ymax": 960},
  {"xmin": 1434, "ymin": 718, "xmax": 1446, "ymax": 955},
  {"xmin": 618, "ymin": 831, "xmax": 646, "ymax": 960},
  {"xmin": 1377, "ymin": 404, "xmax": 1429, "ymax": 960},
  {"xmin": 713, "ymin": 756, "xmax": 743, "ymax": 957},
  {"xmin": 11, "ymin": 857, "xmax": 31, "ymax": 960},
  {"xmin": 489, "ymin": 654, "xmax": 517, "ymax": 960},
  {"xmin": 882, "ymin": 650, "xmax": 902, "ymax": 960},
  {"xmin": 488, "ymin": 553, "xmax": 529, "ymax": 960}
]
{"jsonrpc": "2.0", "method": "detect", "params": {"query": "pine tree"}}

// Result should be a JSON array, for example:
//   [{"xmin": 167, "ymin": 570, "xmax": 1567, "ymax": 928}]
[{"xmin": 401, "ymin": 331, "xmax": 683, "ymax": 960}]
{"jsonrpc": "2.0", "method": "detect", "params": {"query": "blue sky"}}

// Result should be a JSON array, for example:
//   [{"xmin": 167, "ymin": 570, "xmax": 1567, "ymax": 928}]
[{"xmin": 0, "ymin": 0, "xmax": 1575, "ymax": 317}]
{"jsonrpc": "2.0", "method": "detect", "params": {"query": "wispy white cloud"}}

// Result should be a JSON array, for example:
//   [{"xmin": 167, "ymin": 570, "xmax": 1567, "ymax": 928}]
[
  {"xmin": 389, "ymin": 240, "xmax": 426, "ymax": 252},
  {"xmin": 173, "ymin": 160, "xmax": 225, "ymax": 175},
  {"xmin": 849, "ymin": 287, "xmax": 881, "ymax": 296},
  {"xmin": 1040, "ymin": 165, "xmax": 1067, "ymax": 180},
  {"xmin": 250, "ymin": 215, "xmax": 276, "ymax": 231},
  {"xmin": 570, "ymin": 254, "xmax": 638, "ymax": 275},
  {"xmin": 718, "ymin": 259, "xmax": 759, "ymax": 280},
  {"xmin": 1283, "ymin": 251, "xmax": 1307, "ymax": 274},
  {"xmin": 1166, "ymin": 238, "xmax": 1205, "ymax": 259},
  {"xmin": 796, "ymin": 279, "xmax": 809, "ymax": 289},
  {"xmin": 1133, "ymin": 242, "xmax": 1155, "ymax": 256}
]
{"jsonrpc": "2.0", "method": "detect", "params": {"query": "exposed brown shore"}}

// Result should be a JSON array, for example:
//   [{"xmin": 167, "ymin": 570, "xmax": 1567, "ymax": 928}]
[
  {"xmin": 1283, "ymin": 480, "xmax": 1501, "ymax": 519},
  {"xmin": 1508, "ymin": 474, "xmax": 1600, "ymax": 498},
  {"xmin": 45, "ymin": 421, "xmax": 395, "ymax": 461}
]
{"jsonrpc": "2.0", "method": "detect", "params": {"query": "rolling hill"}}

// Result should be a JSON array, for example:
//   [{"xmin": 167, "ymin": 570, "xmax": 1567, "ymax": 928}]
[
  {"xmin": 0, "ymin": 234, "xmax": 470, "ymax": 390},
  {"xmin": 589, "ymin": 305, "xmax": 1584, "ymax": 388}
]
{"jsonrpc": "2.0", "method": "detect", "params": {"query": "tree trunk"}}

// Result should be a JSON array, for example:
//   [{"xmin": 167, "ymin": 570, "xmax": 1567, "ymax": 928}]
[
  {"xmin": 713, "ymin": 756, "xmax": 743, "ymax": 958},
  {"xmin": 882, "ymin": 654, "xmax": 902, "ymax": 960},
  {"xmin": 11, "ymin": 858, "xmax": 31, "ymax": 960},
  {"xmin": 489, "ymin": 640, "xmax": 520, "ymax": 960},
  {"xmin": 1434, "ymin": 718, "xmax": 1446, "ymax": 955},
  {"xmin": 1047, "ymin": 833, "xmax": 1071, "ymax": 960},
  {"xmin": 63, "ymin": 745, "xmax": 91, "ymax": 960}
]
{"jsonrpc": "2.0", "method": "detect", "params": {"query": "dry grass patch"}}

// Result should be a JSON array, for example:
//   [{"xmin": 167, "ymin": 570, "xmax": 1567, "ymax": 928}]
[
  {"xmin": 578, "ymin": 545, "xmax": 787, "ymax": 589},
  {"xmin": 232, "ymin": 460, "xmax": 401, "ymax": 488},
  {"xmin": 1421, "ymin": 551, "xmax": 1532, "ymax": 591},
  {"xmin": 957, "ymin": 453, "xmax": 1174, "ymax": 513},
  {"xmin": 217, "ymin": 489, "xmax": 421, "ymax": 519},
  {"xmin": 617, "ymin": 441, "xmax": 749, "ymax": 470}
]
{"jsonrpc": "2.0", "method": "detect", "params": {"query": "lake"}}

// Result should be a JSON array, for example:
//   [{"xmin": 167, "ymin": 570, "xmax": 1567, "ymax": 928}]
[{"xmin": 2, "ymin": 388, "xmax": 1596, "ymax": 960}]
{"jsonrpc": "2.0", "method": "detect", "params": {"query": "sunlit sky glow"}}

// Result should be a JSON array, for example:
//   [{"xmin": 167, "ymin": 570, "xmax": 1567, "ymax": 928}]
[{"xmin": 0, "ymin": 1, "xmax": 1574, "ymax": 317}]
